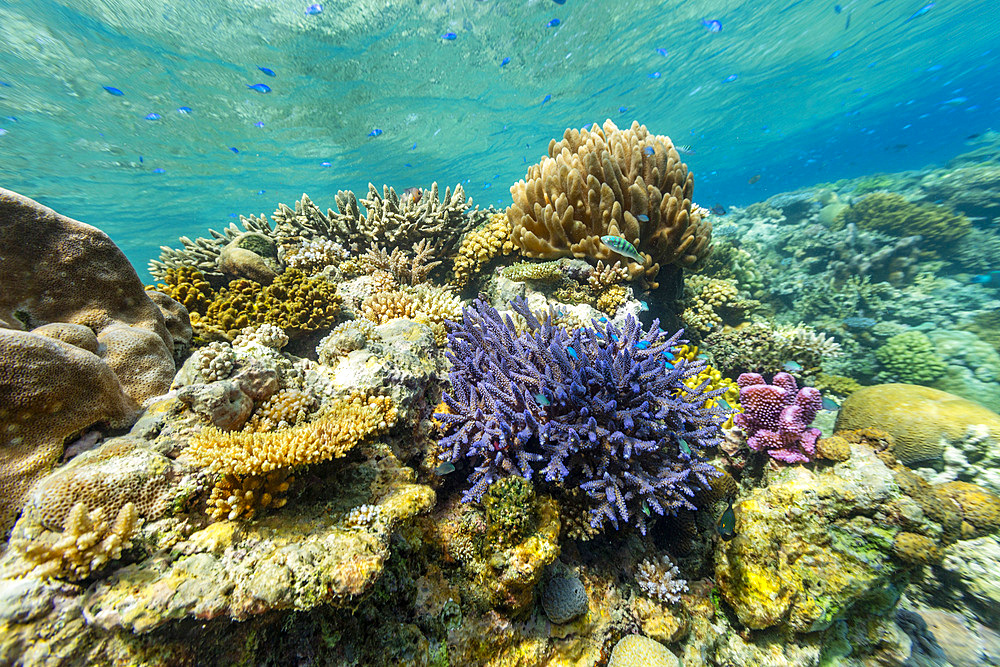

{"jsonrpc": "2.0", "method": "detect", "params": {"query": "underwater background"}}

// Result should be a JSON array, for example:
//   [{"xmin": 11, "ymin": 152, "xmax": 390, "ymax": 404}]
[
  {"xmin": 3, "ymin": 1, "xmax": 1000, "ymax": 666},
  {"xmin": 1, "ymin": 0, "xmax": 998, "ymax": 278}
]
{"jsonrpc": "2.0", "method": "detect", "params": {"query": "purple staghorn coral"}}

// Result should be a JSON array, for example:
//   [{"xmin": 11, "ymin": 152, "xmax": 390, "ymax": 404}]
[
  {"xmin": 435, "ymin": 298, "xmax": 730, "ymax": 534},
  {"xmin": 734, "ymin": 372, "xmax": 822, "ymax": 464}
]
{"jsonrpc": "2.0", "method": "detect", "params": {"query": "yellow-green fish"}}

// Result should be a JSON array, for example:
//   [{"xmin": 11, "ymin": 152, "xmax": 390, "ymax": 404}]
[
  {"xmin": 717, "ymin": 499, "xmax": 737, "ymax": 540},
  {"xmin": 600, "ymin": 235, "xmax": 644, "ymax": 264}
]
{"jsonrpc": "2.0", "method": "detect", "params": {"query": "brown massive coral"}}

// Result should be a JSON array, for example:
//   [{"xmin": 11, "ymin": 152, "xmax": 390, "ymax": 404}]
[
  {"xmin": 0, "ymin": 189, "xmax": 176, "ymax": 536},
  {"xmin": 508, "ymin": 120, "xmax": 713, "ymax": 289}
]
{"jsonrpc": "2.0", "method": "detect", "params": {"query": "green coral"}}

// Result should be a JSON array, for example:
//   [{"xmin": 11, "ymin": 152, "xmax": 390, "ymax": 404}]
[
  {"xmin": 235, "ymin": 232, "xmax": 278, "ymax": 259},
  {"xmin": 500, "ymin": 260, "xmax": 565, "ymax": 283},
  {"xmin": 852, "ymin": 174, "xmax": 896, "ymax": 195},
  {"xmin": 482, "ymin": 476, "xmax": 537, "ymax": 549},
  {"xmin": 874, "ymin": 331, "xmax": 947, "ymax": 385},
  {"xmin": 815, "ymin": 373, "xmax": 862, "ymax": 398},
  {"xmin": 831, "ymin": 193, "xmax": 971, "ymax": 248},
  {"xmin": 203, "ymin": 269, "xmax": 341, "ymax": 339}
]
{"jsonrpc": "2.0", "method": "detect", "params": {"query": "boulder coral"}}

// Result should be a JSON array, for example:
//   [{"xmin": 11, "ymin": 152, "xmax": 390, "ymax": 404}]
[{"xmin": 835, "ymin": 384, "xmax": 1000, "ymax": 464}]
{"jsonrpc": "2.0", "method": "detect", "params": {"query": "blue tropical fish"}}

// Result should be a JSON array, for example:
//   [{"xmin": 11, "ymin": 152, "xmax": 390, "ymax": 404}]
[
  {"xmin": 103, "ymin": 86, "xmax": 124, "ymax": 96},
  {"xmin": 247, "ymin": 83, "xmax": 271, "ymax": 93},
  {"xmin": 701, "ymin": 18, "xmax": 722, "ymax": 32},
  {"xmin": 258, "ymin": 66, "xmax": 276, "ymax": 77},
  {"xmin": 600, "ymin": 235, "xmax": 644, "ymax": 264}
]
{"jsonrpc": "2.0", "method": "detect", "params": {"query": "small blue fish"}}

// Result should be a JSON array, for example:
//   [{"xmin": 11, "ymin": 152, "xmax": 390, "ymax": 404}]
[
  {"xmin": 541, "ymin": 94, "xmax": 551, "ymax": 105},
  {"xmin": 971, "ymin": 271, "xmax": 1000, "ymax": 287},
  {"xmin": 634, "ymin": 341, "xmax": 650, "ymax": 350},
  {"xmin": 718, "ymin": 500, "xmax": 737, "ymax": 540},
  {"xmin": 229, "ymin": 147, "xmax": 239, "ymax": 153},
  {"xmin": 619, "ymin": 106, "xmax": 627, "ymax": 113},
  {"xmin": 904, "ymin": 2, "xmax": 934, "ymax": 23},
  {"xmin": 701, "ymin": 18, "xmax": 723, "ymax": 32},
  {"xmin": 826, "ymin": 50, "xmax": 842, "ymax": 61},
  {"xmin": 821, "ymin": 396, "xmax": 839, "ymax": 411},
  {"xmin": 257, "ymin": 189, "xmax": 266, "ymax": 195},
  {"xmin": 637, "ymin": 214, "xmax": 649, "ymax": 222},
  {"xmin": 321, "ymin": 161, "xmax": 331, "ymax": 167},
  {"xmin": 103, "ymin": 86, "xmax": 124, "ymax": 96},
  {"xmin": 433, "ymin": 462, "xmax": 456, "ymax": 476},
  {"xmin": 305, "ymin": 3, "xmax": 323, "ymax": 15},
  {"xmin": 724, "ymin": 74, "xmax": 738, "ymax": 82},
  {"xmin": 643, "ymin": 146, "xmax": 655, "ymax": 156},
  {"xmin": 675, "ymin": 144, "xmax": 696, "ymax": 155},
  {"xmin": 368, "ymin": 128, "xmax": 382, "ymax": 137},
  {"xmin": 547, "ymin": 18, "xmax": 560, "ymax": 27},
  {"xmin": 177, "ymin": 106, "xmax": 192, "ymax": 114},
  {"xmin": 145, "ymin": 113, "xmax": 161, "ymax": 120},
  {"xmin": 152, "ymin": 167, "xmax": 165, "ymax": 173},
  {"xmin": 834, "ymin": 4, "xmax": 842, "ymax": 13},
  {"xmin": 254, "ymin": 121, "xmax": 264, "ymax": 127},
  {"xmin": 501, "ymin": 56, "xmax": 510, "ymax": 67},
  {"xmin": 782, "ymin": 360, "xmax": 803, "ymax": 372},
  {"xmin": 441, "ymin": 32, "xmax": 457, "ymax": 40},
  {"xmin": 648, "ymin": 71, "xmax": 661, "ymax": 79},
  {"xmin": 567, "ymin": 346, "xmax": 577, "ymax": 359},
  {"xmin": 139, "ymin": 156, "xmax": 143, "ymax": 163},
  {"xmin": 247, "ymin": 83, "xmax": 271, "ymax": 93},
  {"xmin": 601, "ymin": 235, "xmax": 644, "ymax": 264},
  {"xmin": 534, "ymin": 393, "xmax": 551, "ymax": 406},
  {"xmin": 655, "ymin": 48, "xmax": 668, "ymax": 56},
  {"xmin": 258, "ymin": 66, "xmax": 276, "ymax": 77},
  {"xmin": 410, "ymin": 143, "xmax": 417, "ymax": 150}
]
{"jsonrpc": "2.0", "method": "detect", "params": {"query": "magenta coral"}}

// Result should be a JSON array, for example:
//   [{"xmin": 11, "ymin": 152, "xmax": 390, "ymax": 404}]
[{"xmin": 734, "ymin": 372, "xmax": 822, "ymax": 464}]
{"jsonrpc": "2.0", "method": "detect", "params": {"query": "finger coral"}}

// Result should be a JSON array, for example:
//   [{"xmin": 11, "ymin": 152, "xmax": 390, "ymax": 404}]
[
  {"xmin": 435, "ymin": 298, "xmax": 728, "ymax": 534},
  {"xmin": 148, "ymin": 266, "xmax": 214, "ymax": 315},
  {"xmin": 12, "ymin": 501, "xmax": 137, "ymax": 581},
  {"xmin": 734, "ymin": 372, "xmax": 823, "ymax": 464},
  {"xmin": 206, "ymin": 470, "xmax": 293, "ymax": 522},
  {"xmin": 508, "ymin": 120, "xmax": 713, "ymax": 288},
  {"xmin": 831, "ymin": 192, "xmax": 971, "ymax": 250},
  {"xmin": 185, "ymin": 392, "xmax": 395, "ymax": 476}
]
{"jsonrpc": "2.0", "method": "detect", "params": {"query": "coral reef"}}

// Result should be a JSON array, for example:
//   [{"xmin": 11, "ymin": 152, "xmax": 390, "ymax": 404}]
[
  {"xmin": 508, "ymin": 119, "xmax": 713, "ymax": 288},
  {"xmin": 608, "ymin": 635, "xmax": 679, "ymax": 667},
  {"xmin": 541, "ymin": 573, "xmax": 589, "ymax": 624},
  {"xmin": 148, "ymin": 267, "xmax": 214, "ymax": 315},
  {"xmin": 734, "ymin": 372, "xmax": 823, "ymax": 463},
  {"xmin": 436, "ymin": 298, "xmax": 727, "ymax": 534},
  {"xmin": 150, "ymin": 212, "xmax": 278, "ymax": 282}
]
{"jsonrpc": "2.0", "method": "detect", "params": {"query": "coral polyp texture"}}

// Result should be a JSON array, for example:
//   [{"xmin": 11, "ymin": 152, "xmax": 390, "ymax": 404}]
[
  {"xmin": 508, "ymin": 119, "xmax": 713, "ymax": 288},
  {"xmin": 435, "ymin": 298, "xmax": 727, "ymax": 534},
  {"xmin": 734, "ymin": 372, "xmax": 823, "ymax": 464}
]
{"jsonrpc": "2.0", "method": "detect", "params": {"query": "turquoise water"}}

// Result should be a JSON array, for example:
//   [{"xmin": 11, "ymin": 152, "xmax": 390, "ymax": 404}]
[{"xmin": 1, "ymin": 0, "xmax": 997, "ymax": 278}]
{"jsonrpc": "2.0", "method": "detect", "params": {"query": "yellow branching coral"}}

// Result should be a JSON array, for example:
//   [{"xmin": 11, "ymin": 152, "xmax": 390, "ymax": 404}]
[
  {"xmin": 206, "ymin": 470, "xmax": 293, "ymax": 522},
  {"xmin": 360, "ymin": 285, "xmax": 463, "ymax": 331},
  {"xmin": 361, "ymin": 290, "xmax": 417, "ymax": 324},
  {"xmin": 14, "ymin": 501, "xmax": 137, "ymax": 581},
  {"xmin": 148, "ymin": 267, "xmax": 214, "ymax": 316},
  {"xmin": 508, "ymin": 119, "xmax": 713, "ymax": 288},
  {"xmin": 185, "ymin": 392, "xmax": 395, "ymax": 476},
  {"xmin": 452, "ymin": 211, "xmax": 515, "ymax": 287},
  {"xmin": 202, "ymin": 269, "xmax": 341, "ymax": 339},
  {"xmin": 674, "ymin": 345, "xmax": 740, "ymax": 428}
]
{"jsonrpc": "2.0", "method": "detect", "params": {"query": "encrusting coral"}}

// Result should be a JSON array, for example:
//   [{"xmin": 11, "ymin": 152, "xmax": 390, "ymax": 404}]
[
  {"xmin": 201, "ymin": 268, "xmax": 341, "ymax": 339},
  {"xmin": 508, "ymin": 119, "xmax": 713, "ymax": 288}
]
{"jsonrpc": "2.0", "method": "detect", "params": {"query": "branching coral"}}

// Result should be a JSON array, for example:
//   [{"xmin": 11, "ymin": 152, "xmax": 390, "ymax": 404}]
[
  {"xmin": 271, "ymin": 184, "xmax": 485, "ymax": 261},
  {"xmin": 13, "ymin": 501, "xmax": 137, "ymax": 580},
  {"xmin": 636, "ymin": 555, "xmax": 688, "ymax": 604},
  {"xmin": 362, "ymin": 239, "xmax": 442, "ymax": 286},
  {"xmin": 680, "ymin": 275, "xmax": 758, "ymax": 337},
  {"xmin": 282, "ymin": 238, "xmax": 348, "ymax": 275},
  {"xmin": 735, "ymin": 372, "xmax": 823, "ymax": 464},
  {"xmin": 508, "ymin": 120, "xmax": 713, "ymax": 288},
  {"xmin": 149, "ymin": 213, "xmax": 277, "ymax": 282},
  {"xmin": 185, "ymin": 392, "xmax": 395, "ymax": 476},
  {"xmin": 205, "ymin": 470, "xmax": 293, "ymax": 522},
  {"xmin": 435, "ymin": 298, "xmax": 728, "ymax": 534}
]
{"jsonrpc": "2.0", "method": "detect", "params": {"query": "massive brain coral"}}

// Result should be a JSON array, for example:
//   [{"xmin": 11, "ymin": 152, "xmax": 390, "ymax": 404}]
[
  {"xmin": 508, "ymin": 119, "xmax": 713, "ymax": 289},
  {"xmin": 0, "ymin": 188, "xmax": 176, "ymax": 536}
]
